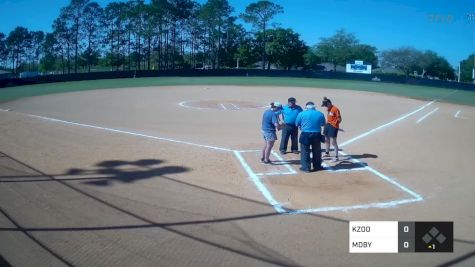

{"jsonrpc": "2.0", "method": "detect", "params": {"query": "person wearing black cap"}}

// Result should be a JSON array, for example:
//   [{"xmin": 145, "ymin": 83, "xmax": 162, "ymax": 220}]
[
  {"xmin": 279, "ymin": 97, "xmax": 303, "ymax": 155},
  {"xmin": 295, "ymin": 101, "xmax": 326, "ymax": 172},
  {"xmin": 321, "ymin": 97, "xmax": 342, "ymax": 162}
]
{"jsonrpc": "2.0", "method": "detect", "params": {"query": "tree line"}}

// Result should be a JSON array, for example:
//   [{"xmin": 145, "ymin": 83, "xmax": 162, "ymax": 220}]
[{"xmin": 0, "ymin": 0, "xmax": 473, "ymax": 82}]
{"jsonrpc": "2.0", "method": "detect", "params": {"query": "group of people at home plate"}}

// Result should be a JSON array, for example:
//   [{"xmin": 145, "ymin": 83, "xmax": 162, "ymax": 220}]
[{"xmin": 261, "ymin": 97, "xmax": 342, "ymax": 173}]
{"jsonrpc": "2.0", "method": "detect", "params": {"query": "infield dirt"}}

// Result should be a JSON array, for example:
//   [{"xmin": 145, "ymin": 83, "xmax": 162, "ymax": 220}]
[{"xmin": 0, "ymin": 85, "xmax": 474, "ymax": 266}]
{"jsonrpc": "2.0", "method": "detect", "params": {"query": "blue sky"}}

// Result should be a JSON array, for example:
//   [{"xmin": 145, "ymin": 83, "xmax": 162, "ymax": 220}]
[{"xmin": 1, "ymin": 0, "xmax": 474, "ymax": 67}]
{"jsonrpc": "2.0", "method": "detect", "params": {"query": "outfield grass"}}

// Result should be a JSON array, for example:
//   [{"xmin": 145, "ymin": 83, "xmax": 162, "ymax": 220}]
[{"xmin": 1, "ymin": 76, "xmax": 474, "ymax": 106}]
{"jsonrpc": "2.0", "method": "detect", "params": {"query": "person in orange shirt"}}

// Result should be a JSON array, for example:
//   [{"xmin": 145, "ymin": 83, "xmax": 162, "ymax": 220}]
[{"xmin": 321, "ymin": 97, "xmax": 342, "ymax": 162}]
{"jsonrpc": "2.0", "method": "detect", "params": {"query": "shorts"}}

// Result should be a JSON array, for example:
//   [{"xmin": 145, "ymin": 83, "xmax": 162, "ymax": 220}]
[
  {"xmin": 262, "ymin": 130, "xmax": 277, "ymax": 141},
  {"xmin": 323, "ymin": 123, "xmax": 338, "ymax": 138}
]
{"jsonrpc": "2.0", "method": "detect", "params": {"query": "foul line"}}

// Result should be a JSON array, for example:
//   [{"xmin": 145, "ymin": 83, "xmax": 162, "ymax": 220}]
[
  {"xmin": 287, "ymin": 198, "xmax": 421, "ymax": 214},
  {"xmin": 416, "ymin": 107, "xmax": 439, "ymax": 124},
  {"xmin": 28, "ymin": 114, "xmax": 233, "ymax": 152},
  {"xmin": 340, "ymin": 101, "xmax": 434, "ymax": 147},
  {"xmin": 339, "ymin": 151, "xmax": 422, "ymax": 201},
  {"xmin": 2, "ymin": 108, "xmax": 424, "ymax": 214}
]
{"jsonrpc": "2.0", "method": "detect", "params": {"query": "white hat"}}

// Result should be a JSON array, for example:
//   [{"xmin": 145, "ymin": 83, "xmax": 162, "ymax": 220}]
[{"xmin": 273, "ymin": 101, "xmax": 282, "ymax": 108}]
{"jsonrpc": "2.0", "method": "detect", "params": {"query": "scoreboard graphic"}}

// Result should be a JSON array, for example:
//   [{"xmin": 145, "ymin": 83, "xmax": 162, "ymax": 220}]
[{"xmin": 349, "ymin": 221, "xmax": 453, "ymax": 253}]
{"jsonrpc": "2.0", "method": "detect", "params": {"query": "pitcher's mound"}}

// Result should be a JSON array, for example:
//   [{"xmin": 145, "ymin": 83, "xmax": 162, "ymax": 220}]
[{"xmin": 179, "ymin": 100, "xmax": 265, "ymax": 110}]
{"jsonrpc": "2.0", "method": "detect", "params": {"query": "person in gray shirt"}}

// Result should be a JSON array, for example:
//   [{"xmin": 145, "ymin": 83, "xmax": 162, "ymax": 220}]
[{"xmin": 261, "ymin": 102, "xmax": 283, "ymax": 164}]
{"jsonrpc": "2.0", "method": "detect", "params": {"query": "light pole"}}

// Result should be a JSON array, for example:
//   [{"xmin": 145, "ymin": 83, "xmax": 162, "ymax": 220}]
[{"xmin": 468, "ymin": 13, "xmax": 475, "ymax": 83}]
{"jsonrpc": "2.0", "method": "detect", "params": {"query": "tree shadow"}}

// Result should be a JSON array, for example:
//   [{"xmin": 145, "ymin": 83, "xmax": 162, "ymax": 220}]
[
  {"xmin": 0, "ymin": 153, "xmax": 303, "ymax": 266},
  {"xmin": 66, "ymin": 159, "xmax": 190, "ymax": 186},
  {"xmin": 3, "ymin": 151, "xmax": 474, "ymax": 266}
]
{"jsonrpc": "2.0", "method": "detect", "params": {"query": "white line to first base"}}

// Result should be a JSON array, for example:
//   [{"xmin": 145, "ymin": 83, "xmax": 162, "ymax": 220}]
[
  {"xmin": 416, "ymin": 107, "xmax": 439, "ymax": 124},
  {"xmin": 340, "ymin": 101, "xmax": 434, "ymax": 147}
]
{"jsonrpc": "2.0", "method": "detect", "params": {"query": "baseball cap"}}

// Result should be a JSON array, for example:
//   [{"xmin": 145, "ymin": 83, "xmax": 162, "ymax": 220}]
[
  {"xmin": 305, "ymin": 101, "xmax": 315, "ymax": 109},
  {"xmin": 288, "ymin": 97, "xmax": 296, "ymax": 103},
  {"xmin": 271, "ymin": 101, "xmax": 283, "ymax": 108}
]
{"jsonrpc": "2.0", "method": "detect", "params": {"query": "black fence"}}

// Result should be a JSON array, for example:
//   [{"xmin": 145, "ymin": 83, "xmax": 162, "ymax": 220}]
[{"xmin": 1, "ymin": 69, "xmax": 474, "ymax": 91}]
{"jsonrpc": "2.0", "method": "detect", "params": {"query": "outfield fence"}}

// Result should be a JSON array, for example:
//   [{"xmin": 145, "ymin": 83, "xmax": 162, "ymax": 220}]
[{"xmin": 1, "ymin": 69, "xmax": 474, "ymax": 91}]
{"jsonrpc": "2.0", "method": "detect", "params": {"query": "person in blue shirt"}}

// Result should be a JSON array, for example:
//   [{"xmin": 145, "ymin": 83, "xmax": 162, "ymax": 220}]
[
  {"xmin": 261, "ymin": 102, "xmax": 283, "ymax": 164},
  {"xmin": 295, "ymin": 101, "xmax": 326, "ymax": 172},
  {"xmin": 279, "ymin": 97, "xmax": 303, "ymax": 154}
]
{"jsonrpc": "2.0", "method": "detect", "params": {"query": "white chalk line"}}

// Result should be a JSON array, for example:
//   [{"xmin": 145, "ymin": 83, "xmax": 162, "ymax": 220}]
[
  {"xmin": 286, "ymin": 198, "xmax": 421, "ymax": 214},
  {"xmin": 233, "ymin": 151, "xmax": 286, "ymax": 213},
  {"xmin": 7, "ymin": 109, "xmax": 423, "ymax": 214},
  {"xmin": 235, "ymin": 147, "xmax": 422, "ymax": 213},
  {"xmin": 286, "ymin": 151, "xmax": 423, "ymax": 214},
  {"xmin": 178, "ymin": 100, "xmax": 213, "ymax": 110},
  {"xmin": 17, "ymin": 111, "xmax": 288, "ymax": 213},
  {"xmin": 28, "ymin": 114, "xmax": 233, "ymax": 152},
  {"xmin": 340, "ymin": 101, "xmax": 434, "ymax": 147},
  {"xmin": 416, "ymin": 107, "xmax": 439, "ymax": 124},
  {"xmin": 238, "ymin": 150, "xmax": 298, "ymax": 177},
  {"xmin": 179, "ymin": 100, "xmax": 262, "ymax": 111},
  {"xmin": 271, "ymin": 150, "xmax": 297, "ymax": 174},
  {"xmin": 255, "ymin": 172, "xmax": 295, "ymax": 176},
  {"xmin": 230, "ymin": 103, "xmax": 240, "ymax": 110},
  {"xmin": 323, "ymin": 153, "xmax": 369, "ymax": 173},
  {"xmin": 339, "ymin": 151, "xmax": 422, "ymax": 201},
  {"xmin": 278, "ymin": 99, "xmax": 430, "ymax": 212},
  {"xmin": 454, "ymin": 110, "xmax": 461, "ymax": 118}
]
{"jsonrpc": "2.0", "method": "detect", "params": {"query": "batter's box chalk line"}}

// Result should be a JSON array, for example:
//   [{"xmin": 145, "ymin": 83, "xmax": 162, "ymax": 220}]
[
  {"xmin": 236, "ymin": 150, "xmax": 297, "ymax": 177},
  {"xmin": 234, "ymin": 149, "xmax": 422, "ymax": 214},
  {"xmin": 230, "ymin": 100, "xmax": 433, "ymax": 214},
  {"xmin": 1, "ymin": 100, "xmax": 431, "ymax": 214}
]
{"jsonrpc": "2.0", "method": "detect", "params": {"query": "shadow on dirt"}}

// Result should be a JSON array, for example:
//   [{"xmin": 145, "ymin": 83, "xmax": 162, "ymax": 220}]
[
  {"xmin": 1, "ymin": 151, "xmax": 473, "ymax": 267},
  {"xmin": 272, "ymin": 152, "xmax": 377, "ymax": 171},
  {"xmin": 66, "ymin": 159, "xmax": 190, "ymax": 186}
]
